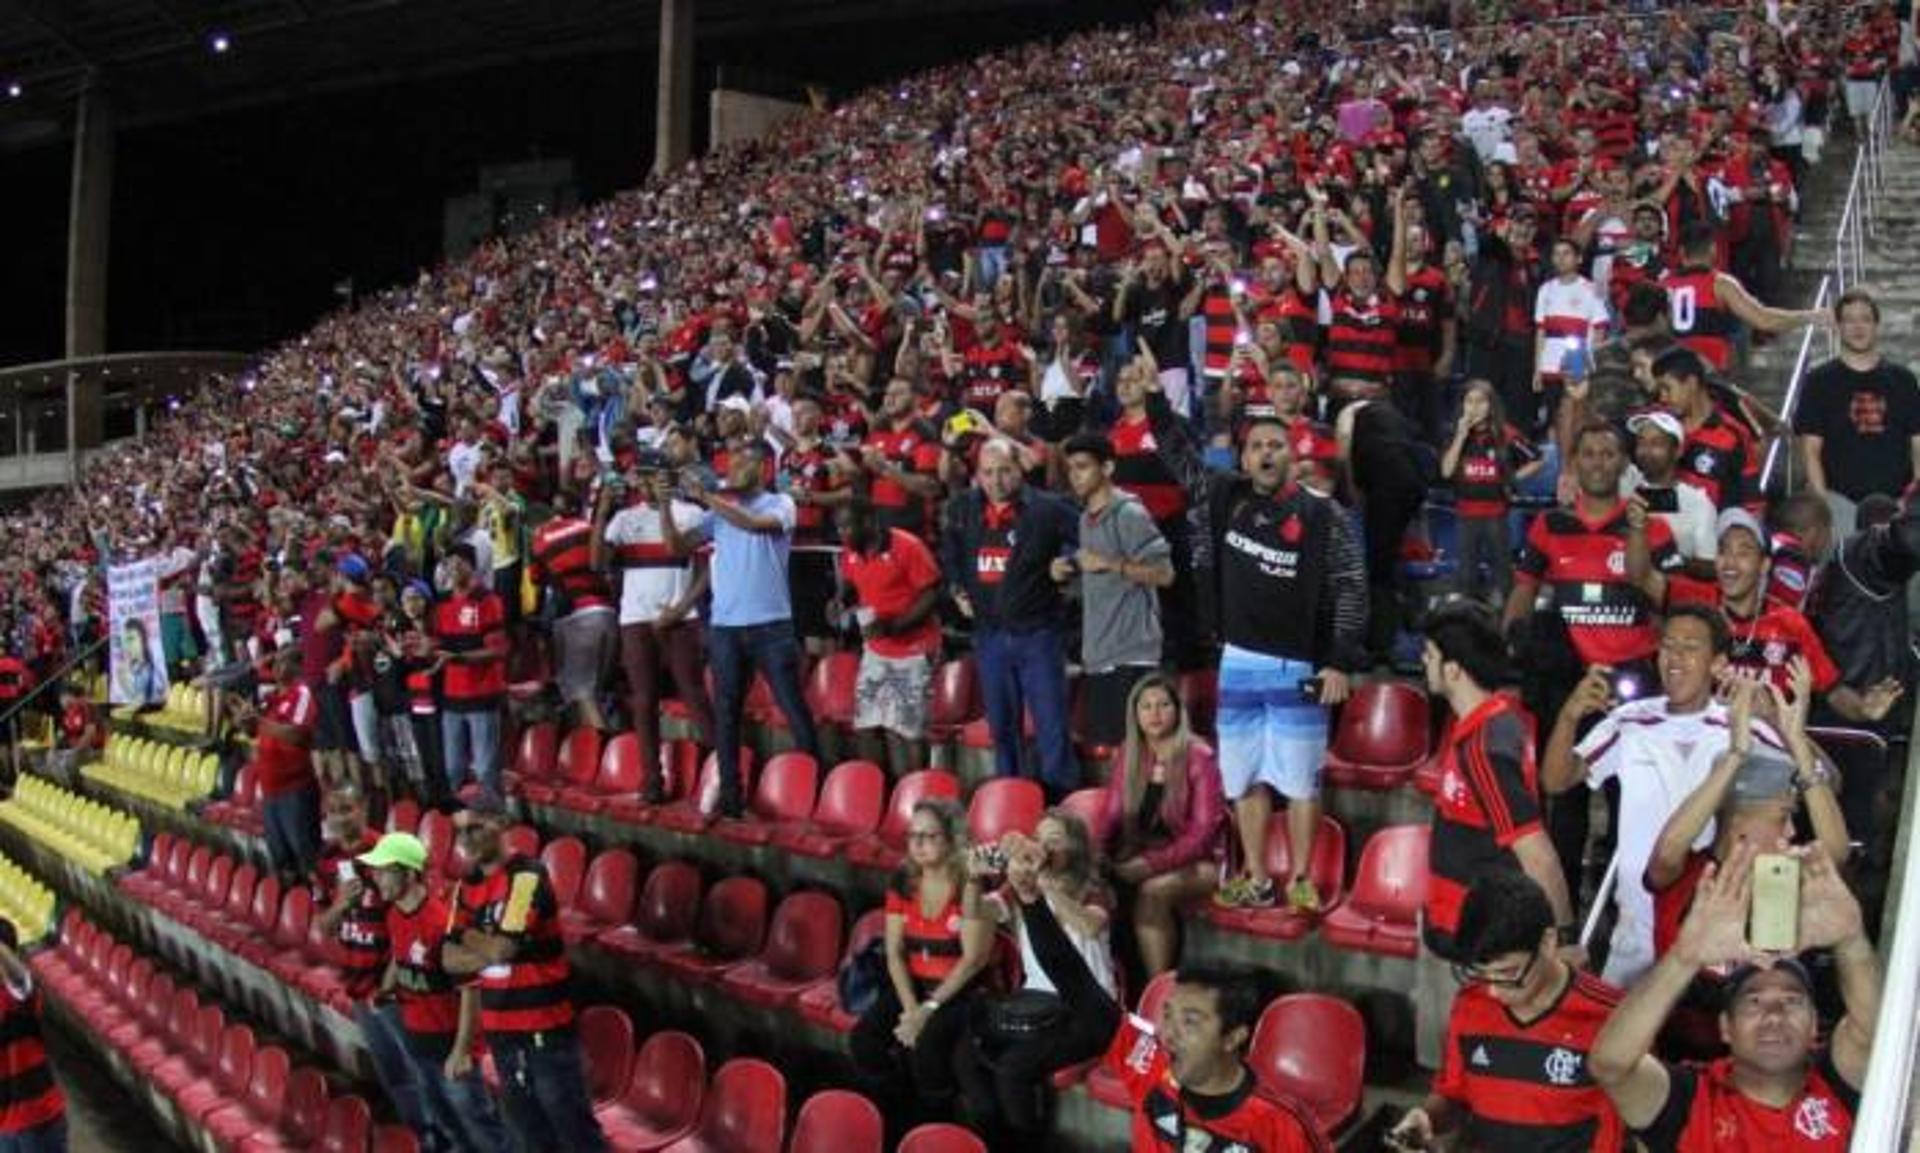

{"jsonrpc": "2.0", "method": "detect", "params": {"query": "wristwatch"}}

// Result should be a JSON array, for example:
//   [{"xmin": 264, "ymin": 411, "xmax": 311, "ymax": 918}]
[{"xmin": 1794, "ymin": 761, "xmax": 1835, "ymax": 793}]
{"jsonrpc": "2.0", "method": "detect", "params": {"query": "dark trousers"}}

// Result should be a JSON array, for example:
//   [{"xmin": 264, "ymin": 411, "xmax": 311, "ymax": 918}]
[
  {"xmin": 850, "ymin": 983, "xmax": 977, "ymax": 1109},
  {"xmin": 974, "ymin": 626, "xmax": 1076, "ymax": 793},
  {"xmin": 1362, "ymin": 485, "xmax": 1426, "ymax": 661},
  {"xmin": 408, "ymin": 713, "xmax": 450, "ymax": 811},
  {"xmin": 620, "ymin": 619, "xmax": 713, "ymax": 781},
  {"xmin": 490, "ymin": 1031, "xmax": 607, "ymax": 1153},
  {"xmin": 263, "ymin": 783, "xmax": 320, "ymax": 879},
  {"xmin": 955, "ymin": 999, "xmax": 1118, "ymax": 1135},
  {"xmin": 1470, "ymin": 338, "xmax": 1542, "ymax": 437},
  {"xmin": 709, "ymin": 621, "xmax": 820, "ymax": 810},
  {"xmin": 1393, "ymin": 369, "xmax": 1444, "ymax": 446}
]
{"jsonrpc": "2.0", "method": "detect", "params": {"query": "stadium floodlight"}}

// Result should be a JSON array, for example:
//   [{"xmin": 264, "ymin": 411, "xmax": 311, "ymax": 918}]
[
  {"xmin": 6, "ymin": 83, "xmax": 21, "ymax": 99},
  {"xmin": 210, "ymin": 32, "xmax": 232, "ymax": 54}
]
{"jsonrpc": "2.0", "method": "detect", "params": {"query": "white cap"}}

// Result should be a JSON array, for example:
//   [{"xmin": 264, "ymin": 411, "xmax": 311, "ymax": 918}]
[{"xmin": 1627, "ymin": 410, "xmax": 1685, "ymax": 443}]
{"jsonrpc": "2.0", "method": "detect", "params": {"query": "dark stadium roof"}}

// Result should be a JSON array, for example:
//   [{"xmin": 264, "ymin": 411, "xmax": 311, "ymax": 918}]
[{"xmin": 0, "ymin": 0, "xmax": 1057, "ymax": 147}]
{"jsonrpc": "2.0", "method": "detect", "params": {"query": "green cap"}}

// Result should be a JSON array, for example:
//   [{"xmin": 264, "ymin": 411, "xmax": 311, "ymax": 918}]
[{"xmin": 356, "ymin": 832, "xmax": 427, "ymax": 873}]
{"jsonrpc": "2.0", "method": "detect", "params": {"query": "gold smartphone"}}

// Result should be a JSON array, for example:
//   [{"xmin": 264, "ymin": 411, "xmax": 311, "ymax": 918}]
[{"xmin": 1749, "ymin": 854, "xmax": 1801, "ymax": 953}]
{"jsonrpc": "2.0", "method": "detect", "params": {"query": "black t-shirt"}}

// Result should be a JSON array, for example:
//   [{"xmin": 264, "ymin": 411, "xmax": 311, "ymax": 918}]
[
  {"xmin": 1125, "ymin": 277, "xmax": 1191, "ymax": 372},
  {"xmin": 1793, "ymin": 358, "xmax": 1920, "ymax": 502}
]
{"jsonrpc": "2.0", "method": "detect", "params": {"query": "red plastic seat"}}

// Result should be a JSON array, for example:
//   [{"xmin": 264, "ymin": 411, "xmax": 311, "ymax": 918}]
[
  {"xmin": 386, "ymin": 798, "xmax": 422, "ymax": 835},
  {"xmin": 652, "ymin": 749, "xmax": 757, "ymax": 833},
  {"xmin": 246, "ymin": 886, "xmax": 312, "ymax": 970},
  {"xmin": 596, "ymin": 861, "xmax": 702, "ymax": 961},
  {"xmin": 206, "ymin": 863, "xmax": 260, "ymax": 945},
  {"xmin": 579, "ymin": 1005, "xmax": 636, "ymax": 1106},
  {"xmin": 206, "ymin": 1043, "xmax": 291, "ymax": 1149},
  {"xmin": 150, "ymin": 1002, "xmax": 223, "ymax": 1093},
  {"xmin": 1055, "ymin": 787, "xmax": 1112, "ymax": 845},
  {"xmin": 530, "ymin": 725, "xmax": 604, "ymax": 807},
  {"xmin": 565, "ymin": 732, "xmax": 646, "ymax": 813},
  {"xmin": 1249, "ymin": 993, "xmax": 1366, "ymax": 1137},
  {"xmin": 789, "ymin": 1089, "xmax": 881, "ymax": 1153},
  {"xmin": 372, "ymin": 1126, "xmax": 420, "ymax": 1153},
  {"xmin": 241, "ymin": 1067, "xmax": 329, "ymax": 1153},
  {"xmin": 606, "ymin": 739, "xmax": 701, "ymax": 825},
  {"xmin": 771, "ymin": 760, "xmax": 886, "ymax": 858},
  {"xmin": 502, "ymin": 824, "xmax": 542, "ymax": 861},
  {"xmin": 719, "ymin": 891, "xmax": 844, "ymax": 1008},
  {"xmin": 967, "ymin": 778, "xmax": 1045, "ymax": 847},
  {"xmin": 317, "ymin": 1095, "xmax": 373, "ymax": 1153},
  {"xmin": 803, "ymin": 652, "xmax": 859, "ymax": 730},
  {"xmin": 926, "ymin": 658, "xmax": 979, "ymax": 740},
  {"xmin": 506, "ymin": 720, "xmax": 560, "ymax": 796},
  {"xmin": 1319, "ymin": 825, "xmax": 1430, "ymax": 958},
  {"xmin": 714, "ymin": 751, "xmax": 819, "ymax": 846},
  {"xmin": 416, "ymin": 811, "xmax": 455, "ymax": 879},
  {"xmin": 119, "ymin": 832, "xmax": 176, "ymax": 901},
  {"xmin": 246, "ymin": 873, "xmax": 283, "ymax": 943},
  {"xmin": 598, "ymin": 1030, "xmax": 705, "ymax": 1152},
  {"xmin": 1319, "ymin": 681, "xmax": 1432, "ymax": 790},
  {"xmin": 661, "ymin": 1057, "xmax": 786, "ymax": 1153},
  {"xmin": 897, "ymin": 1123, "xmax": 988, "ymax": 1153},
  {"xmin": 844, "ymin": 770, "xmax": 960, "ymax": 871},
  {"xmin": 541, "ymin": 836, "xmax": 590, "ymax": 911},
  {"xmin": 1204, "ymin": 814, "xmax": 1348, "ymax": 940},
  {"xmin": 176, "ymin": 1022, "xmax": 255, "ymax": 1122},
  {"xmin": 654, "ymin": 876, "xmax": 769, "ymax": 984},
  {"xmin": 564, "ymin": 850, "xmax": 640, "ymax": 943},
  {"xmin": 794, "ymin": 909, "xmax": 886, "ymax": 1033}
]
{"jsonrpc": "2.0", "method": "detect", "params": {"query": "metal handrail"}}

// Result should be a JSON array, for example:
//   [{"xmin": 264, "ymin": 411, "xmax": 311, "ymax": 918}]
[
  {"xmin": 1851, "ymin": 702, "xmax": 1920, "ymax": 1150},
  {"xmin": 0, "ymin": 636, "xmax": 109, "ymax": 733},
  {"xmin": 1760, "ymin": 275, "xmax": 1833, "ymax": 494}
]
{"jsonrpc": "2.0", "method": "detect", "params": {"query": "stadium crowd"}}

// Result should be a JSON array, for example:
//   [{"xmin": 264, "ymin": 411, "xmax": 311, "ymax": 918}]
[{"xmin": 1, "ymin": 0, "xmax": 1919, "ymax": 1149}]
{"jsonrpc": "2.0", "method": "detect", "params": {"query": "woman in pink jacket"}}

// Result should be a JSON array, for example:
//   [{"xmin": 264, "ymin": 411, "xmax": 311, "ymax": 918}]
[{"xmin": 1100, "ymin": 672, "xmax": 1227, "ymax": 976}]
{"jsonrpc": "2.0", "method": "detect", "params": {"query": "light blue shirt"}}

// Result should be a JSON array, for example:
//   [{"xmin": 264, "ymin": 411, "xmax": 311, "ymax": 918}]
[{"xmin": 698, "ymin": 491, "xmax": 796, "ymax": 627}]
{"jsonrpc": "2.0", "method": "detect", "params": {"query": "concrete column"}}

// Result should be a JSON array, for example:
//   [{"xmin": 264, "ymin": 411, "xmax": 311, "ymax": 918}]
[
  {"xmin": 653, "ymin": 0, "xmax": 694, "ymax": 176},
  {"xmin": 66, "ymin": 81, "xmax": 112, "ymax": 471}
]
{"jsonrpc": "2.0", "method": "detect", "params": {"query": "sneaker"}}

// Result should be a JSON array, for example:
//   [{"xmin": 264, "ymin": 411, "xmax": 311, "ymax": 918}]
[
  {"xmin": 1286, "ymin": 878, "xmax": 1322, "ymax": 913},
  {"xmin": 1213, "ymin": 876, "xmax": 1276, "ymax": 909}
]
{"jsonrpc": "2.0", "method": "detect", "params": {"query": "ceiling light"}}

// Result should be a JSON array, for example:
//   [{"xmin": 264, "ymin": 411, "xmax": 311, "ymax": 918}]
[{"xmin": 209, "ymin": 32, "xmax": 232, "ymax": 54}]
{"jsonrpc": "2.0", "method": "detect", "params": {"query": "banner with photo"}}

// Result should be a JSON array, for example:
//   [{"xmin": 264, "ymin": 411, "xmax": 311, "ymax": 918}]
[{"xmin": 108, "ymin": 557, "xmax": 172, "ymax": 707}]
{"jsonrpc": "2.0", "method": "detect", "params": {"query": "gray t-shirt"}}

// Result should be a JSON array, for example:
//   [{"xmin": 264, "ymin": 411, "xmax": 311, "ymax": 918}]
[{"xmin": 1076, "ymin": 492, "xmax": 1171, "ymax": 671}]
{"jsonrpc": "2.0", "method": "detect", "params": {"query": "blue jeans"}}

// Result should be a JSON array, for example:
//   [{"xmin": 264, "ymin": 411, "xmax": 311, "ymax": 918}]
[
  {"xmin": 491, "ymin": 1032, "xmax": 607, "ymax": 1153},
  {"xmin": 263, "ymin": 784, "xmax": 320, "ymax": 878},
  {"xmin": 973, "ymin": 245, "xmax": 1008, "ymax": 291},
  {"xmin": 973, "ymin": 627, "xmax": 1075, "ymax": 792},
  {"xmin": 356, "ymin": 1002, "xmax": 431, "ymax": 1143},
  {"xmin": 710, "ymin": 622, "xmax": 821, "ymax": 810},
  {"xmin": 0, "ymin": 1118, "xmax": 65, "ymax": 1153},
  {"xmin": 406, "ymin": 1039, "xmax": 515, "ymax": 1153},
  {"xmin": 441, "ymin": 709, "xmax": 501, "ymax": 799}
]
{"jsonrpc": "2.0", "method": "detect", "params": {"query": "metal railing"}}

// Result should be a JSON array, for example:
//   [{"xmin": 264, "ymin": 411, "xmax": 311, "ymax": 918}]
[
  {"xmin": 1852, "ymin": 702, "xmax": 1920, "ymax": 1150},
  {"xmin": 1759, "ymin": 77, "xmax": 1894, "ymax": 495}
]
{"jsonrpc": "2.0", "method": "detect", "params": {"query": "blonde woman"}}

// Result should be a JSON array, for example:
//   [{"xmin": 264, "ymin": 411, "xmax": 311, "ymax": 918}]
[
  {"xmin": 850, "ymin": 797, "xmax": 993, "ymax": 1115},
  {"xmin": 1100, "ymin": 672, "xmax": 1227, "ymax": 975}
]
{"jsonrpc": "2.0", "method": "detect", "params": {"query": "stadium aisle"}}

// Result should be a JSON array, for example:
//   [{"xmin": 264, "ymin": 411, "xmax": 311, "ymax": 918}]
[{"xmin": 46, "ymin": 1019, "xmax": 177, "ymax": 1151}]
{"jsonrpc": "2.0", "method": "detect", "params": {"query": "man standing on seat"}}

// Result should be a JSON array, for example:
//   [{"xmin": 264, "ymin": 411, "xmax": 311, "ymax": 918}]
[
  {"xmin": 1199, "ymin": 415, "xmax": 1367, "ymax": 911},
  {"xmin": 442, "ymin": 798, "xmax": 606, "ymax": 1152},
  {"xmin": 941, "ymin": 439, "xmax": 1080, "ymax": 797},
  {"xmin": 663, "ymin": 440, "xmax": 821, "ymax": 819}
]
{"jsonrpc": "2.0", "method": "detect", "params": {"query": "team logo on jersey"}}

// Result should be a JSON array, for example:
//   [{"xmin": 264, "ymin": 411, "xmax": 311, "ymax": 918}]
[
  {"xmin": 1542, "ymin": 1046, "xmax": 1583, "ymax": 1086},
  {"xmin": 1141, "ymin": 433, "xmax": 1158, "ymax": 452},
  {"xmin": 1280, "ymin": 515, "xmax": 1303, "ymax": 544},
  {"xmin": 1793, "ymin": 1095, "xmax": 1839, "ymax": 1141},
  {"xmin": 1693, "ymin": 450, "xmax": 1717, "ymax": 475},
  {"xmin": 1606, "ymin": 549, "xmax": 1626, "ymax": 576},
  {"xmin": 459, "ymin": 605, "xmax": 482, "ymax": 628},
  {"xmin": 1764, "ymin": 640, "xmax": 1789, "ymax": 666},
  {"xmin": 1470, "ymin": 1044, "xmax": 1492, "ymax": 1068}
]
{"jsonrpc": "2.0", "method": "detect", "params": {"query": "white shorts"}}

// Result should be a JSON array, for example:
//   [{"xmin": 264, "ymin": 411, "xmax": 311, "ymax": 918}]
[
  {"xmin": 854, "ymin": 651, "xmax": 934, "ymax": 740},
  {"xmin": 1214, "ymin": 646, "xmax": 1326, "ymax": 801}
]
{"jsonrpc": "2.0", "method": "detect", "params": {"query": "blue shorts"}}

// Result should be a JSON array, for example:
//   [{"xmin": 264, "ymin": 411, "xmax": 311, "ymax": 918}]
[{"xmin": 1215, "ymin": 646, "xmax": 1326, "ymax": 801}]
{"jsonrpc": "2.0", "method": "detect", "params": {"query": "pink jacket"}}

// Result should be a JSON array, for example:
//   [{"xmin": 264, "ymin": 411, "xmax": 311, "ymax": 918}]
[{"xmin": 1101, "ymin": 739, "xmax": 1228, "ymax": 875}]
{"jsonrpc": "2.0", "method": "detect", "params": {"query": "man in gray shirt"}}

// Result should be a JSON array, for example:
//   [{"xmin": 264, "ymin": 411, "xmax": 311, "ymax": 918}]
[{"xmin": 1052, "ymin": 432, "xmax": 1176, "ymax": 748}]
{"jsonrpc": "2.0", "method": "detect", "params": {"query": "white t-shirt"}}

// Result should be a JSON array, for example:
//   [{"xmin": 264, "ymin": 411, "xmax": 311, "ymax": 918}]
[
  {"xmin": 1534, "ymin": 276, "xmax": 1610, "ymax": 376},
  {"xmin": 447, "ymin": 439, "xmax": 484, "ymax": 498},
  {"xmin": 1576, "ymin": 697, "xmax": 1786, "ymax": 985},
  {"xmin": 1461, "ymin": 106, "xmax": 1515, "ymax": 162},
  {"xmin": 603, "ymin": 501, "xmax": 706, "ymax": 625}
]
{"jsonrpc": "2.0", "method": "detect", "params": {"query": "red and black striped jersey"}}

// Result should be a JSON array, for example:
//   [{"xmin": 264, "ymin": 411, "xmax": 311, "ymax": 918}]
[
  {"xmin": 1435, "ymin": 970, "xmax": 1626, "ymax": 1153},
  {"xmin": 528, "ymin": 516, "xmax": 612, "ymax": 613},
  {"xmin": 453, "ymin": 856, "xmax": 576, "ymax": 1036},
  {"xmin": 1426, "ymin": 695, "xmax": 1543, "ymax": 954},
  {"xmin": 316, "ymin": 832, "xmax": 388, "ymax": 1002},
  {"xmin": 1396, "ymin": 266, "xmax": 1454, "ymax": 372},
  {"xmin": 1676, "ymin": 407, "xmax": 1753, "ymax": 510},
  {"xmin": 1109, "ymin": 413, "xmax": 1188, "ymax": 523},
  {"xmin": 1660, "ymin": 269, "xmax": 1736, "ymax": 372},
  {"xmin": 1721, "ymin": 600, "xmax": 1841, "ymax": 696},
  {"xmin": 1515, "ymin": 501, "xmax": 1682, "ymax": 666},
  {"xmin": 1324, "ymin": 288, "xmax": 1400, "ymax": 388},
  {"xmin": 1453, "ymin": 425, "xmax": 1540, "ymax": 518},
  {"xmin": 0, "ymin": 981, "xmax": 63, "ymax": 1135},
  {"xmin": 1637, "ymin": 1052, "xmax": 1857, "ymax": 1153}
]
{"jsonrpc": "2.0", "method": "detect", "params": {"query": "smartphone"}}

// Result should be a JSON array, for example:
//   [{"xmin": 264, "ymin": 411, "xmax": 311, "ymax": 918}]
[
  {"xmin": 1749, "ymin": 853, "xmax": 1801, "ymax": 953},
  {"xmin": 1636, "ymin": 485, "xmax": 1680, "ymax": 515},
  {"xmin": 1612, "ymin": 672, "xmax": 1641, "ymax": 701}
]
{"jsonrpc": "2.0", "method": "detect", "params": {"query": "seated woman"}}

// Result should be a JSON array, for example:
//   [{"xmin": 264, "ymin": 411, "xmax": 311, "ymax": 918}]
[
  {"xmin": 850, "ymin": 797, "xmax": 993, "ymax": 1117},
  {"xmin": 959, "ymin": 811, "xmax": 1121, "ymax": 1143},
  {"xmin": 1100, "ymin": 672, "xmax": 1227, "ymax": 975}
]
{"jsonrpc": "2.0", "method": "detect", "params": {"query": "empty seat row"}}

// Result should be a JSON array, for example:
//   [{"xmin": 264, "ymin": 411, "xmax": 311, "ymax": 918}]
[
  {"xmin": 141, "ymin": 683, "xmax": 216, "ymax": 735},
  {"xmin": 0, "ymin": 851, "xmax": 55, "ymax": 945},
  {"xmin": 87, "ymin": 735, "xmax": 222, "ymax": 811},
  {"xmin": 0, "ymin": 774, "xmax": 140, "ymax": 874},
  {"xmin": 29, "ymin": 910, "xmax": 414, "ymax": 1153}
]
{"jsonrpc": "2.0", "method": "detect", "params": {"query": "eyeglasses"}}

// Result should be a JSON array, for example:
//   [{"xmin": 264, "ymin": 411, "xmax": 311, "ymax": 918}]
[
  {"xmin": 1452, "ymin": 950, "xmax": 1539, "ymax": 989},
  {"xmin": 906, "ymin": 830, "xmax": 946, "ymax": 843}
]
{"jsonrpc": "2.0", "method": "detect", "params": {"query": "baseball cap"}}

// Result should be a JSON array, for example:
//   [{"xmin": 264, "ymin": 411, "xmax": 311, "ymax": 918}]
[
  {"xmin": 718, "ymin": 395, "xmax": 753, "ymax": 415},
  {"xmin": 1627, "ymin": 410, "xmax": 1685, "ymax": 443},
  {"xmin": 1717, "ymin": 508, "xmax": 1767, "ymax": 547},
  {"xmin": 336, "ymin": 554, "xmax": 370, "ymax": 583},
  {"xmin": 1722, "ymin": 955, "xmax": 1813, "ymax": 1007},
  {"xmin": 356, "ymin": 833, "xmax": 427, "ymax": 873}
]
